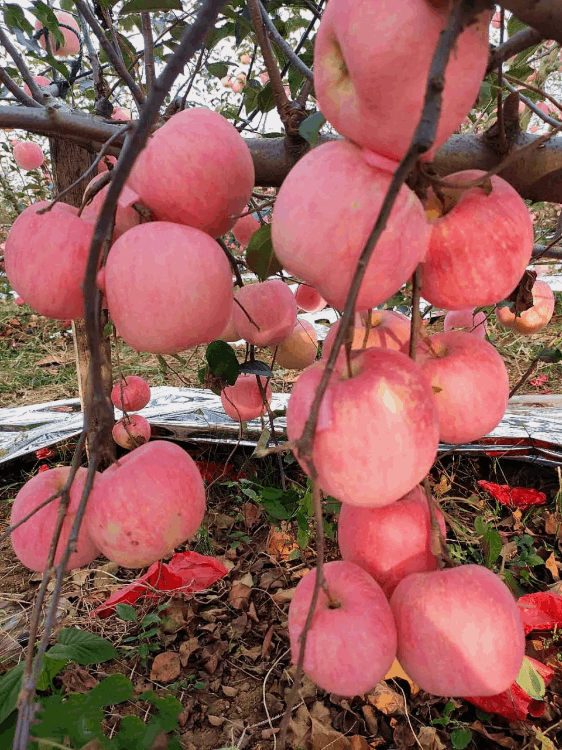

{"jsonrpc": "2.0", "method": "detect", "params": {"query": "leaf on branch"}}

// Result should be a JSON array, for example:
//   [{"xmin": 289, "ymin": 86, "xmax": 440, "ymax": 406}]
[
  {"xmin": 205, "ymin": 340, "xmax": 239, "ymax": 385},
  {"xmin": 4, "ymin": 4, "xmax": 34, "ymax": 35},
  {"xmin": 299, "ymin": 111, "xmax": 326, "ymax": 147},
  {"xmin": 30, "ymin": 1, "xmax": 65, "ymax": 49},
  {"xmin": 505, "ymin": 269, "xmax": 536, "ymax": 315},
  {"xmin": 206, "ymin": 62, "xmax": 228, "ymax": 80},
  {"xmin": 245, "ymin": 223, "xmax": 282, "ymax": 280},
  {"xmin": 257, "ymin": 82, "xmax": 276, "ymax": 113},
  {"xmin": 120, "ymin": 0, "xmax": 182, "ymax": 15},
  {"xmin": 239, "ymin": 359, "xmax": 272, "ymax": 377}
]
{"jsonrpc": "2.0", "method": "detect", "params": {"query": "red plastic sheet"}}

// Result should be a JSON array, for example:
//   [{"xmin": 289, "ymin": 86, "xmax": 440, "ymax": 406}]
[
  {"xmin": 518, "ymin": 591, "xmax": 562, "ymax": 635},
  {"xmin": 477, "ymin": 480, "xmax": 547, "ymax": 510},
  {"xmin": 466, "ymin": 657, "xmax": 554, "ymax": 721},
  {"xmin": 93, "ymin": 551, "xmax": 228, "ymax": 618}
]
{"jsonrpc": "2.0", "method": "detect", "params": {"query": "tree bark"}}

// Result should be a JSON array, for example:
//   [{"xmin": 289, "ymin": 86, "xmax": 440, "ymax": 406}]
[{"xmin": 49, "ymin": 137, "xmax": 115, "ymax": 467}]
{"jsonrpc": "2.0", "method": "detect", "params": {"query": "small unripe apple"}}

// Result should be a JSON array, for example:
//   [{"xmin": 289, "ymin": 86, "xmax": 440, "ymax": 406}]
[
  {"xmin": 11, "ymin": 466, "xmax": 101, "ymax": 571},
  {"xmin": 322, "ymin": 310, "xmax": 411, "ymax": 361},
  {"xmin": 128, "ymin": 108, "xmax": 255, "ymax": 238},
  {"xmin": 233, "ymin": 280, "xmax": 297, "ymax": 347},
  {"xmin": 23, "ymin": 75, "xmax": 50, "ymax": 97},
  {"xmin": 275, "ymin": 318, "xmax": 318, "ymax": 370},
  {"xmin": 443, "ymin": 308, "xmax": 487, "ymax": 339},
  {"xmin": 294, "ymin": 284, "xmax": 327, "ymax": 313},
  {"xmin": 496, "ymin": 280, "xmax": 555, "ymax": 334},
  {"xmin": 289, "ymin": 561, "xmax": 397, "ymax": 696},
  {"xmin": 416, "ymin": 331, "xmax": 509, "ymax": 444},
  {"xmin": 240, "ymin": 53, "xmax": 251, "ymax": 64},
  {"xmin": 420, "ymin": 171, "xmax": 534, "ymax": 309},
  {"xmin": 390, "ymin": 565, "xmax": 525, "ymax": 696},
  {"xmin": 112, "ymin": 415, "xmax": 151, "ymax": 450},
  {"xmin": 37, "ymin": 11, "xmax": 80, "ymax": 57},
  {"xmin": 338, "ymin": 485, "xmax": 446, "ymax": 597},
  {"xmin": 13, "ymin": 142, "xmax": 44, "ymax": 170},
  {"xmin": 232, "ymin": 213, "xmax": 260, "ymax": 247},
  {"xmin": 287, "ymin": 347, "xmax": 439, "ymax": 507},
  {"xmin": 111, "ymin": 375, "xmax": 151, "ymax": 411},
  {"xmin": 85, "ymin": 441, "xmax": 206, "ymax": 568},
  {"xmin": 221, "ymin": 374, "xmax": 272, "ymax": 421}
]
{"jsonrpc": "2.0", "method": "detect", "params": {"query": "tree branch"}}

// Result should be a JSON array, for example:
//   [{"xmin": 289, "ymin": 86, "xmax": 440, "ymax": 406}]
[
  {"xmin": 501, "ymin": 1, "xmax": 562, "ymax": 46},
  {"xmin": 486, "ymin": 27, "xmax": 543, "ymax": 75},
  {"xmin": 0, "ymin": 67, "xmax": 41, "ymax": 108},
  {"xmin": 0, "ymin": 27, "xmax": 44, "ymax": 102},
  {"xmin": 142, "ymin": 13, "xmax": 155, "ymax": 93},
  {"xmin": 259, "ymin": 1, "xmax": 313, "ymax": 82}
]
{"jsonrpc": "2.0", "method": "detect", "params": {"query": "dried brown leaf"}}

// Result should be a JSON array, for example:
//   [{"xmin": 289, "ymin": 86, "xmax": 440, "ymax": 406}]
[
  {"xmin": 366, "ymin": 683, "xmax": 405, "ymax": 715},
  {"xmin": 150, "ymin": 651, "xmax": 181, "ymax": 683},
  {"xmin": 179, "ymin": 637, "xmax": 200, "ymax": 667}
]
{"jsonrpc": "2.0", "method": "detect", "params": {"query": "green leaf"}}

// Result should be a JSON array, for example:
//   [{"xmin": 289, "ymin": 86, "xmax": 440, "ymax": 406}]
[
  {"xmin": 157, "ymin": 354, "xmax": 168, "ymax": 373},
  {"xmin": 88, "ymin": 674, "xmax": 135, "ymax": 707},
  {"xmin": 4, "ymin": 4, "xmax": 34, "ymax": 34},
  {"xmin": 205, "ymin": 340, "xmax": 239, "ymax": 385},
  {"xmin": 538, "ymin": 348, "xmax": 562, "ymax": 363},
  {"xmin": 299, "ymin": 111, "xmax": 326, "ymax": 147},
  {"xmin": 516, "ymin": 656, "xmax": 546, "ymax": 700},
  {"xmin": 450, "ymin": 727, "xmax": 472, "ymax": 749},
  {"xmin": 207, "ymin": 62, "xmax": 228, "ymax": 79},
  {"xmin": 482, "ymin": 527, "xmax": 503, "ymax": 568},
  {"xmin": 47, "ymin": 627, "xmax": 119, "ymax": 665},
  {"xmin": 121, "ymin": 0, "xmax": 182, "ymax": 14},
  {"xmin": 261, "ymin": 499, "xmax": 292, "ymax": 520},
  {"xmin": 0, "ymin": 711, "xmax": 17, "ymax": 748},
  {"xmin": 252, "ymin": 428, "xmax": 271, "ymax": 457},
  {"xmin": 140, "ymin": 613, "xmax": 161, "ymax": 629},
  {"xmin": 36, "ymin": 654, "xmax": 69, "ymax": 691},
  {"xmin": 115, "ymin": 603, "xmax": 138, "ymax": 622},
  {"xmin": 507, "ymin": 15, "xmax": 528, "ymax": 37},
  {"xmin": 257, "ymin": 82, "xmax": 276, "ymax": 113},
  {"xmin": 0, "ymin": 663, "xmax": 24, "ymax": 725},
  {"xmin": 239, "ymin": 360, "xmax": 272, "ymax": 377},
  {"xmin": 103, "ymin": 321, "xmax": 113, "ymax": 338},
  {"xmin": 245, "ymin": 224, "xmax": 282, "ymax": 280},
  {"xmin": 474, "ymin": 516, "xmax": 487, "ymax": 535},
  {"xmin": 30, "ymin": 2, "xmax": 65, "ymax": 49}
]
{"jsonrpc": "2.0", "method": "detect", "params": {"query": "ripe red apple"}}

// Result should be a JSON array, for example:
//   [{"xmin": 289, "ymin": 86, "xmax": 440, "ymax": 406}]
[
  {"xmin": 338, "ymin": 485, "xmax": 446, "ymax": 597},
  {"xmin": 496, "ymin": 279, "xmax": 555, "ymax": 334},
  {"xmin": 275, "ymin": 318, "xmax": 318, "ymax": 370},
  {"xmin": 85, "ymin": 441, "xmax": 206, "ymax": 568},
  {"xmin": 128, "ymin": 108, "xmax": 255, "ymax": 238},
  {"xmin": 443, "ymin": 308, "xmax": 487, "ymax": 339},
  {"xmin": 313, "ymin": 0, "xmax": 490, "ymax": 161},
  {"xmin": 416, "ymin": 331, "xmax": 509, "ymax": 444},
  {"xmin": 390, "ymin": 565, "xmax": 525, "ymax": 696},
  {"xmin": 287, "ymin": 347, "xmax": 439, "ymax": 507},
  {"xmin": 420, "ymin": 171, "xmax": 534, "ymax": 309},
  {"xmin": 23, "ymin": 75, "xmax": 50, "ymax": 97},
  {"xmin": 272, "ymin": 140, "xmax": 430, "ymax": 311},
  {"xmin": 5, "ymin": 201, "xmax": 94, "ymax": 319},
  {"xmin": 232, "ymin": 213, "xmax": 260, "ymax": 247},
  {"xmin": 37, "ymin": 11, "xmax": 80, "ymax": 57},
  {"xmin": 218, "ymin": 305, "xmax": 240, "ymax": 342},
  {"xmin": 221, "ymin": 374, "xmax": 272, "ymax": 421},
  {"xmin": 13, "ymin": 141, "xmax": 44, "ymax": 170},
  {"xmin": 11, "ymin": 467, "xmax": 100, "ymax": 571},
  {"xmin": 294, "ymin": 284, "xmax": 327, "ymax": 313},
  {"xmin": 80, "ymin": 174, "xmax": 140, "ymax": 239},
  {"xmin": 112, "ymin": 107, "xmax": 131, "ymax": 121},
  {"xmin": 322, "ymin": 309, "xmax": 411, "ymax": 361},
  {"xmin": 104, "ymin": 222, "xmax": 233, "ymax": 353},
  {"xmin": 111, "ymin": 375, "xmax": 151, "ymax": 411},
  {"xmin": 233, "ymin": 279, "xmax": 297, "ymax": 347},
  {"xmin": 289, "ymin": 561, "xmax": 397, "ymax": 695},
  {"xmin": 112, "ymin": 415, "xmax": 151, "ymax": 450}
]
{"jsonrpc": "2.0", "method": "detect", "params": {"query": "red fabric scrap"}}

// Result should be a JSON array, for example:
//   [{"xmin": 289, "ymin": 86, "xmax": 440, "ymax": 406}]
[
  {"xmin": 194, "ymin": 460, "xmax": 247, "ymax": 483},
  {"xmin": 477, "ymin": 480, "xmax": 547, "ymax": 510},
  {"xmin": 35, "ymin": 447, "xmax": 55, "ymax": 460},
  {"xmin": 37, "ymin": 464, "xmax": 50, "ymax": 474},
  {"xmin": 466, "ymin": 657, "xmax": 554, "ymax": 721},
  {"xmin": 93, "ymin": 551, "xmax": 228, "ymax": 618},
  {"xmin": 517, "ymin": 591, "xmax": 562, "ymax": 635}
]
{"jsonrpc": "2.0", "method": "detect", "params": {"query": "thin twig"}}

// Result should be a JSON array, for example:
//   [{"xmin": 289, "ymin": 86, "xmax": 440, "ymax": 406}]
[
  {"xmin": 409, "ymin": 267, "xmax": 423, "ymax": 360},
  {"xmin": 0, "ymin": 67, "xmax": 42, "ymax": 108},
  {"xmin": 217, "ymin": 237, "xmax": 245, "ymax": 287},
  {"xmin": 486, "ymin": 27, "xmax": 543, "ymax": 76},
  {"xmin": 142, "ymin": 13, "xmax": 155, "ymax": 93},
  {"xmin": 259, "ymin": 1, "xmax": 313, "ymax": 82},
  {"xmin": 0, "ymin": 28, "xmax": 44, "ymax": 102},
  {"xmin": 247, "ymin": 0, "xmax": 290, "ymax": 119}
]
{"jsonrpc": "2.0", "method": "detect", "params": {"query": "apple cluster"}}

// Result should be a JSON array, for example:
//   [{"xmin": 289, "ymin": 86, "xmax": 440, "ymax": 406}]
[{"xmin": 273, "ymin": 0, "xmax": 537, "ymax": 700}]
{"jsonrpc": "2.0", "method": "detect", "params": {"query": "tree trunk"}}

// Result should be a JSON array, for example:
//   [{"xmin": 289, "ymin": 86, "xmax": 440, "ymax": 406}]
[{"xmin": 49, "ymin": 138, "xmax": 115, "ymax": 467}]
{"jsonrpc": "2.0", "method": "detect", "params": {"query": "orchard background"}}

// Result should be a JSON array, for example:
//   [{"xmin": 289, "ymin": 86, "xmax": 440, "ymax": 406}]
[{"xmin": 2, "ymin": 1, "xmax": 562, "ymax": 749}]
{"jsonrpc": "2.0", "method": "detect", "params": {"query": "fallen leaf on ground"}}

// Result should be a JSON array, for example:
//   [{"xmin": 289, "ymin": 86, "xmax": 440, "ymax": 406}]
[
  {"xmin": 150, "ymin": 651, "xmax": 181, "ymax": 683},
  {"xmin": 179, "ymin": 637, "xmax": 200, "ymax": 666},
  {"xmin": 267, "ymin": 524, "xmax": 299, "ymax": 560},
  {"xmin": 417, "ymin": 726, "xmax": 446, "ymax": 750},
  {"xmin": 470, "ymin": 722, "xmax": 518, "ymax": 748},
  {"xmin": 478, "ymin": 480, "xmax": 546, "ymax": 510},
  {"xmin": 545, "ymin": 552, "xmax": 560, "ymax": 581},
  {"xmin": 310, "ymin": 717, "xmax": 350, "ymax": 750},
  {"xmin": 366, "ymin": 683, "xmax": 405, "ymax": 715},
  {"xmin": 385, "ymin": 658, "xmax": 420, "ymax": 695},
  {"xmin": 229, "ymin": 581, "xmax": 252, "ymax": 609}
]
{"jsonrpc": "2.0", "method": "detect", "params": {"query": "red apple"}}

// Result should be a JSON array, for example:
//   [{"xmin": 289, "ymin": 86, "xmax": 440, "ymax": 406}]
[
  {"xmin": 232, "ymin": 213, "xmax": 260, "ymax": 247},
  {"xmin": 112, "ymin": 107, "xmax": 131, "ymax": 121},
  {"xmin": 390, "ymin": 565, "xmax": 525, "ymax": 696},
  {"xmin": 128, "ymin": 108, "xmax": 255, "ymax": 238},
  {"xmin": 272, "ymin": 140, "xmax": 430, "ymax": 311},
  {"xmin": 98, "ymin": 155, "xmax": 117, "ymax": 173},
  {"xmin": 313, "ymin": 0, "xmax": 490, "ymax": 161},
  {"xmin": 104, "ymin": 222, "xmax": 233, "ymax": 353},
  {"xmin": 37, "ymin": 11, "xmax": 80, "ymax": 57},
  {"xmin": 218, "ymin": 305, "xmax": 240, "ymax": 342},
  {"xmin": 496, "ymin": 279, "xmax": 555, "ymax": 334},
  {"xmin": 295, "ymin": 284, "xmax": 327, "ymax": 313},
  {"xmin": 420, "ymin": 171, "xmax": 534, "ymax": 309},
  {"xmin": 81, "ymin": 174, "xmax": 140, "ymax": 239},
  {"xmin": 5, "ymin": 201, "xmax": 94, "ymax": 319},
  {"xmin": 443, "ymin": 308, "xmax": 487, "ymax": 339},
  {"xmin": 275, "ymin": 318, "xmax": 318, "ymax": 370},
  {"xmin": 111, "ymin": 375, "xmax": 151, "ymax": 411},
  {"xmin": 287, "ymin": 347, "xmax": 439, "ymax": 507},
  {"xmin": 289, "ymin": 561, "xmax": 397, "ymax": 696},
  {"xmin": 11, "ymin": 467, "xmax": 100, "ymax": 571},
  {"xmin": 322, "ymin": 309, "xmax": 411, "ymax": 361},
  {"xmin": 233, "ymin": 279, "xmax": 297, "ymax": 347},
  {"xmin": 112, "ymin": 415, "xmax": 151, "ymax": 450},
  {"xmin": 221, "ymin": 374, "xmax": 272, "ymax": 421},
  {"xmin": 85, "ymin": 441, "xmax": 206, "ymax": 568},
  {"xmin": 338, "ymin": 485, "xmax": 446, "ymax": 597},
  {"xmin": 13, "ymin": 142, "xmax": 44, "ymax": 170},
  {"xmin": 416, "ymin": 331, "xmax": 509, "ymax": 444},
  {"xmin": 23, "ymin": 75, "xmax": 50, "ymax": 97}
]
